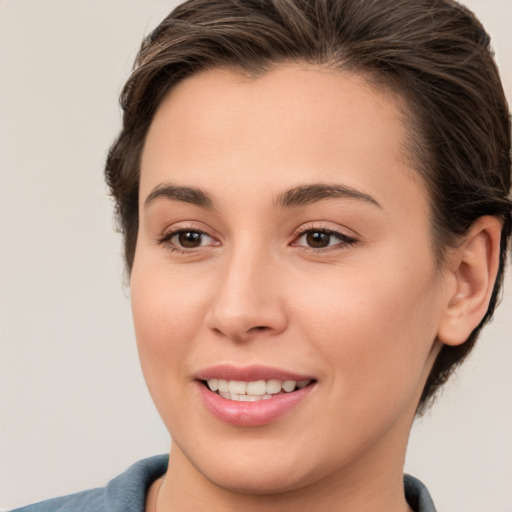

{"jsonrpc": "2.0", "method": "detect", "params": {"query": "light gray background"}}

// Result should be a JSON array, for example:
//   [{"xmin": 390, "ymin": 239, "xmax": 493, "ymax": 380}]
[{"xmin": 0, "ymin": 1, "xmax": 511, "ymax": 510}]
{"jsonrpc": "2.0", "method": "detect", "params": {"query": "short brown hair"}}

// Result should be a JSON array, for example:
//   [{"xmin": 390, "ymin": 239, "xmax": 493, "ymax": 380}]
[{"xmin": 105, "ymin": 0, "xmax": 511, "ymax": 413}]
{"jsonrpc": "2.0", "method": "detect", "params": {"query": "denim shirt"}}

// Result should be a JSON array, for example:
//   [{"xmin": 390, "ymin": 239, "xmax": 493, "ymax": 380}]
[{"xmin": 10, "ymin": 455, "xmax": 437, "ymax": 512}]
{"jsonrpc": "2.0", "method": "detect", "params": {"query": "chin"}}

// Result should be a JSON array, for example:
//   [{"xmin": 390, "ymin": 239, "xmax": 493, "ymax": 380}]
[{"xmin": 203, "ymin": 463, "xmax": 312, "ymax": 496}]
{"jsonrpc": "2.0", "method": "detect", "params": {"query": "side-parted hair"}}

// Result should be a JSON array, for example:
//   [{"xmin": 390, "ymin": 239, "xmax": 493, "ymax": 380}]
[{"xmin": 105, "ymin": 0, "xmax": 511, "ymax": 413}]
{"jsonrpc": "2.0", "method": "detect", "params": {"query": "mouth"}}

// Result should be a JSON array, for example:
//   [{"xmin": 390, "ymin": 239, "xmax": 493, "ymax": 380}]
[
  {"xmin": 195, "ymin": 366, "xmax": 317, "ymax": 426},
  {"xmin": 201, "ymin": 378, "xmax": 314, "ymax": 402}
]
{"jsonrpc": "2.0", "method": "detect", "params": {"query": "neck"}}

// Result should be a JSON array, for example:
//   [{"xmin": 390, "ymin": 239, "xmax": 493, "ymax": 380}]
[{"xmin": 152, "ymin": 433, "xmax": 414, "ymax": 512}]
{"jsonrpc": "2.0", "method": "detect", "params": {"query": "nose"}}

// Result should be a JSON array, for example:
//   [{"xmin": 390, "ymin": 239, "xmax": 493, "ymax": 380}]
[{"xmin": 204, "ymin": 245, "xmax": 287, "ymax": 342}]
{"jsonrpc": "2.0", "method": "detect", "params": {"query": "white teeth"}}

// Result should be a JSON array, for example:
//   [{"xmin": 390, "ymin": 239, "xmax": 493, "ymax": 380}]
[
  {"xmin": 247, "ymin": 380, "xmax": 266, "ymax": 395},
  {"xmin": 232, "ymin": 394, "xmax": 262, "ymax": 401},
  {"xmin": 206, "ymin": 378, "xmax": 313, "ymax": 399},
  {"xmin": 282, "ymin": 380, "xmax": 296, "ymax": 392},
  {"xmin": 266, "ymin": 379, "xmax": 282, "ymax": 394},
  {"xmin": 218, "ymin": 379, "xmax": 229, "ymax": 393},
  {"xmin": 228, "ymin": 380, "xmax": 247, "ymax": 395},
  {"xmin": 219, "ymin": 393, "xmax": 275, "ymax": 402}
]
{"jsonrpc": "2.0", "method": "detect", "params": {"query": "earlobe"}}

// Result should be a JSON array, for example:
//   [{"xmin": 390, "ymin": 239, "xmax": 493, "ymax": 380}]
[{"xmin": 437, "ymin": 216, "xmax": 502, "ymax": 347}]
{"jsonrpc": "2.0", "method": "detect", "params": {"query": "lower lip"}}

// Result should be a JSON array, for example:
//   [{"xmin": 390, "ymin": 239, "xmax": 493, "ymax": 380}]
[{"xmin": 197, "ymin": 382, "xmax": 315, "ymax": 427}]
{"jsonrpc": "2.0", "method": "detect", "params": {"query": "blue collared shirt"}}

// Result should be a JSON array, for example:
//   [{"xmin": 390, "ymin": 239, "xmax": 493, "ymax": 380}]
[{"xmin": 10, "ymin": 455, "xmax": 437, "ymax": 512}]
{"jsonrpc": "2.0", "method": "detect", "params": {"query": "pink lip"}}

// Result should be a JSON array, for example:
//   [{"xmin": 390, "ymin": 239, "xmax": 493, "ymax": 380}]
[
  {"xmin": 194, "ymin": 365, "xmax": 316, "ymax": 427},
  {"xmin": 195, "ymin": 364, "xmax": 314, "ymax": 382}
]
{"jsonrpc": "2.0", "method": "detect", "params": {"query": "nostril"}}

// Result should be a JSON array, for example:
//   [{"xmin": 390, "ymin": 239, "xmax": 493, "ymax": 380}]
[{"xmin": 251, "ymin": 326, "xmax": 269, "ymax": 332}]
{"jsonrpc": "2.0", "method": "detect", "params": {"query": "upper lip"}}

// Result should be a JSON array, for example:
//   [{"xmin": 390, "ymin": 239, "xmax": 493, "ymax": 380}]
[{"xmin": 195, "ymin": 364, "xmax": 315, "ymax": 382}]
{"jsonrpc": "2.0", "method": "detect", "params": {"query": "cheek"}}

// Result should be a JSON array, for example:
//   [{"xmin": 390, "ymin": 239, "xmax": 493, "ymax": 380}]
[
  {"xmin": 130, "ymin": 260, "xmax": 208, "ymax": 404},
  {"xmin": 131, "ymin": 256, "xmax": 209, "ymax": 344},
  {"xmin": 291, "ymin": 258, "xmax": 441, "ymax": 409}
]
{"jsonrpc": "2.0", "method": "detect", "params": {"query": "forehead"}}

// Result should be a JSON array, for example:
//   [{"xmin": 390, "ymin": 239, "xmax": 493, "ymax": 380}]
[
  {"xmin": 145, "ymin": 64, "xmax": 407, "ymax": 159},
  {"xmin": 140, "ymin": 63, "xmax": 427, "ymax": 219}
]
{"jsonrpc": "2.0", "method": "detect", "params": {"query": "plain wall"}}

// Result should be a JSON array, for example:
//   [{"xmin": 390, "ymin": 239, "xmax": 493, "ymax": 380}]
[{"xmin": 0, "ymin": 1, "xmax": 511, "ymax": 510}]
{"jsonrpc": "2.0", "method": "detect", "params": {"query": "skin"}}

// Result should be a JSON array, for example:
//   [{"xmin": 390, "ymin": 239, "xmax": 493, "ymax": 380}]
[{"xmin": 132, "ymin": 64, "xmax": 501, "ymax": 512}]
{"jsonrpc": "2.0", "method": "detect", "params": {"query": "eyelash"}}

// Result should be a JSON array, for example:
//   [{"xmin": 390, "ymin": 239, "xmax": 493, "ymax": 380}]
[
  {"xmin": 156, "ymin": 226, "xmax": 358, "ymax": 254},
  {"xmin": 291, "ymin": 227, "xmax": 358, "ymax": 252},
  {"xmin": 156, "ymin": 227, "xmax": 217, "ymax": 254}
]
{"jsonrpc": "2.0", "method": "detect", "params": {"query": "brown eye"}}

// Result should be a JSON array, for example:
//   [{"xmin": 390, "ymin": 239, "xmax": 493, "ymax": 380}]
[
  {"xmin": 306, "ymin": 231, "xmax": 331, "ymax": 248},
  {"xmin": 158, "ymin": 228, "xmax": 218, "ymax": 252},
  {"xmin": 293, "ymin": 228, "xmax": 357, "ymax": 251},
  {"xmin": 177, "ymin": 231, "xmax": 204, "ymax": 248}
]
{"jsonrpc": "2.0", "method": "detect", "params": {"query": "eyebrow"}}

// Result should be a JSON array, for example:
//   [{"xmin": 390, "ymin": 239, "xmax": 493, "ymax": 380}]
[
  {"xmin": 144, "ymin": 183, "xmax": 214, "ymax": 209},
  {"xmin": 144, "ymin": 182, "xmax": 381, "ymax": 210},
  {"xmin": 275, "ymin": 183, "xmax": 382, "ymax": 209}
]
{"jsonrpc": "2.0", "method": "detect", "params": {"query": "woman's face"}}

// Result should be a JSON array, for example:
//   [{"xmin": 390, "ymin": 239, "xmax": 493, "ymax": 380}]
[{"xmin": 132, "ymin": 64, "xmax": 447, "ymax": 493}]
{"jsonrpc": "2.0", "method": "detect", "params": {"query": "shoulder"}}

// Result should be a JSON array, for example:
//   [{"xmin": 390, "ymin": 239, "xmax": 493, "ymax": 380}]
[
  {"xmin": 7, "ymin": 488, "xmax": 104, "ymax": 512},
  {"xmin": 8, "ymin": 455, "xmax": 169, "ymax": 512},
  {"xmin": 404, "ymin": 474, "xmax": 437, "ymax": 512}
]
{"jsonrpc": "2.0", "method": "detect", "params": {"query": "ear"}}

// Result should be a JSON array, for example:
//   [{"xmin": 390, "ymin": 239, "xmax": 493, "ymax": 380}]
[{"xmin": 437, "ymin": 216, "xmax": 503, "ymax": 346}]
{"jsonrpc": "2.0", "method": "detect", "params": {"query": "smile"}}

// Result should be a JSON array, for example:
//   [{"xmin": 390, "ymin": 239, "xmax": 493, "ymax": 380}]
[
  {"xmin": 204, "ymin": 379, "xmax": 312, "ymax": 401},
  {"xmin": 195, "ymin": 367, "xmax": 317, "ymax": 426}
]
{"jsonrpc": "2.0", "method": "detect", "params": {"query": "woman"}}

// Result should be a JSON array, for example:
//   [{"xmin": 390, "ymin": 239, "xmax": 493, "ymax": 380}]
[{"xmin": 10, "ymin": 0, "xmax": 511, "ymax": 511}]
